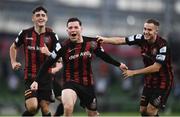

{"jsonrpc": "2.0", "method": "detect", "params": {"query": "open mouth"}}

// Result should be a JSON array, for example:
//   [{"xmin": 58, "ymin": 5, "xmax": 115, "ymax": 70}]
[{"xmin": 71, "ymin": 34, "xmax": 77, "ymax": 37}]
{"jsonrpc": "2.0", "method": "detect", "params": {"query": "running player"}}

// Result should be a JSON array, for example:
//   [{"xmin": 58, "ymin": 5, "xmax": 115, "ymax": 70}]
[
  {"xmin": 30, "ymin": 17, "xmax": 127, "ymax": 116},
  {"xmin": 9, "ymin": 6, "xmax": 61, "ymax": 116},
  {"xmin": 97, "ymin": 19, "xmax": 174, "ymax": 116}
]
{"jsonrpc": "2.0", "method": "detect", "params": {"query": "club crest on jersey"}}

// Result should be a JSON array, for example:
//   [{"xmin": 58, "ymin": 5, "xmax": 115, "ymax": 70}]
[
  {"xmin": 44, "ymin": 36, "xmax": 50, "ymax": 43},
  {"xmin": 152, "ymin": 48, "xmax": 157, "ymax": 55}
]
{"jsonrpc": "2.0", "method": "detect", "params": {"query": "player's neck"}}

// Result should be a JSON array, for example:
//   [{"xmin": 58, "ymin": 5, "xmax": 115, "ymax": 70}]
[
  {"xmin": 76, "ymin": 36, "xmax": 83, "ymax": 43},
  {"xmin": 34, "ymin": 26, "xmax": 46, "ymax": 34},
  {"xmin": 148, "ymin": 35, "xmax": 157, "ymax": 44},
  {"xmin": 152, "ymin": 35, "xmax": 157, "ymax": 43}
]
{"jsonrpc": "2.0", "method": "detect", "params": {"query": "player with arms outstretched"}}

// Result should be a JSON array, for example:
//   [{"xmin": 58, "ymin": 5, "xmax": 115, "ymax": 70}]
[
  {"xmin": 97, "ymin": 19, "xmax": 174, "ymax": 116},
  {"xmin": 31, "ymin": 17, "xmax": 127, "ymax": 116}
]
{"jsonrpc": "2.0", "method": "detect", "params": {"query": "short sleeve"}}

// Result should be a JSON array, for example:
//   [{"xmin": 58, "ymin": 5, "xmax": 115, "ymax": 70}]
[
  {"xmin": 125, "ymin": 34, "xmax": 144, "ymax": 45},
  {"xmin": 155, "ymin": 45, "xmax": 168, "ymax": 64},
  {"xmin": 14, "ymin": 30, "xmax": 24, "ymax": 47}
]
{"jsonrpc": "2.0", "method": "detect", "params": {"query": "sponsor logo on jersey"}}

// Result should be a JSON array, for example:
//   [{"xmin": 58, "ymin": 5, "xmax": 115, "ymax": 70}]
[
  {"xmin": 152, "ymin": 48, "xmax": 157, "ymax": 55},
  {"xmin": 27, "ymin": 46, "xmax": 40, "ymax": 51},
  {"xmin": 26, "ymin": 37, "xmax": 33, "ymax": 40},
  {"xmin": 69, "ymin": 51, "xmax": 92, "ymax": 60}
]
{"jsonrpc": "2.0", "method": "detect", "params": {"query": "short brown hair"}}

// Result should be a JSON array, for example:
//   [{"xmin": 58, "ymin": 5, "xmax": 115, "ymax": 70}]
[
  {"xmin": 32, "ymin": 6, "xmax": 47, "ymax": 14},
  {"xmin": 146, "ymin": 19, "xmax": 160, "ymax": 26},
  {"xmin": 67, "ymin": 17, "xmax": 82, "ymax": 27}
]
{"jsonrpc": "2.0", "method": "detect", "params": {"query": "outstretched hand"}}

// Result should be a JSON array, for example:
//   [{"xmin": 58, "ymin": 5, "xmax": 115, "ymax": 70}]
[
  {"xmin": 30, "ymin": 81, "xmax": 38, "ymax": 91},
  {"xmin": 122, "ymin": 70, "xmax": 135, "ymax": 79},
  {"xmin": 119, "ymin": 63, "xmax": 136, "ymax": 79}
]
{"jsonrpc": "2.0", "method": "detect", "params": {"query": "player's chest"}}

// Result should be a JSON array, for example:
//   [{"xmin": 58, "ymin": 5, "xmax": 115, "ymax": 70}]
[
  {"xmin": 24, "ymin": 34, "xmax": 52, "ymax": 51},
  {"xmin": 65, "ymin": 43, "xmax": 92, "ymax": 61},
  {"xmin": 141, "ymin": 44, "xmax": 159, "ymax": 59}
]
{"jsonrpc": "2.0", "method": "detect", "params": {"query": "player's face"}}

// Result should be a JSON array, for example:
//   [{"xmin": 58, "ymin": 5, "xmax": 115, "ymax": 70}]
[
  {"xmin": 32, "ymin": 10, "xmax": 48, "ymax": 28},
  {"xmin": 143, "ymin": 23, "xmax": 158, "ymax": 43},
  {"xmin": 67, "ymin": 21, "xmax": 82, "ymax": 42}
]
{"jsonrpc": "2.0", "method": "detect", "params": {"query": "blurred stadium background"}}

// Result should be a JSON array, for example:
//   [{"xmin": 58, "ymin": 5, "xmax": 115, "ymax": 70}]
[{"xmin": 0, "ymin": 0, "xmax": 180, "ymax": 116}]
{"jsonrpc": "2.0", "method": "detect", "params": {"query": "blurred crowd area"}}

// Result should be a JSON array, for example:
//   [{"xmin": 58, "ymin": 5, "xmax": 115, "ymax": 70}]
[
  {"xmin": 0, "ymin": 32, "xmax": 180, "ymax": 115},
  {"xmin": 1, "ymin": 0, "xmax": 180, "ymax": 116}
]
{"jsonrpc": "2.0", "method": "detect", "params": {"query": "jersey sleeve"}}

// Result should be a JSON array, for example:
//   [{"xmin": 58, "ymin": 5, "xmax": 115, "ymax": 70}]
[
  {"xmin": 125, "ymin": 34, "xmax": 144, "ymax": 45},
  {"xmin": 93, "ymin": 42, "xmax": 120, "ymax": 67},
  {"xmin": 36, "ymin": 56, "xmax": 57, "ymax": 82},
  {"xmin": 14, "ymin": 30, "xmax": 24, "ymax": 47},
  {"xmin": 36, "ymin": 43, "xmax": 64, "ymax": 82},
  {"xmin": 52, "ymin": 33, "xmax": 61, "ymax": 51},
  {"xmin": 155, "ymin": 45, "xmax": 168, "ymax": 65}
]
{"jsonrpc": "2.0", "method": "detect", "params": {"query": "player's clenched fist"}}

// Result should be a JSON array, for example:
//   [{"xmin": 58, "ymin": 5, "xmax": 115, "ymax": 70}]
[
  {"xmin": 12, "ymin": 62, "xmax": 22, "ymax": 70},
  {"xmin": 40, "ymin": 44, "xmax": 51, "ymax": 56},
  {"xmin": 30, "ymin": 81, "xmax": 38, "ymax": 91}
]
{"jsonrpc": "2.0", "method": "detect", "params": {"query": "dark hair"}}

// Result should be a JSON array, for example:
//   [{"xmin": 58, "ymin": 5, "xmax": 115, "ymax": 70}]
[
  {"xmin": 66, "ymin": 17, "xmax": 82, "ymax": 27},
  {"xmin": 145, "ymin": 19, "xmax": 160, "ymax": 26},
  {"xmin": 32, "ymin": 6, "xmax": 47, "ymax": 14}
]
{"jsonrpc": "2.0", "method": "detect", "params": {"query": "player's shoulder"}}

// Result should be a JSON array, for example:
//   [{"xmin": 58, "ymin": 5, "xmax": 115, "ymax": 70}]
[
  {"xmin": 83, "ymin": 36, "xmax": 97, "ymax": 42},
  {"xmin": 157, "ymin": 35, "xmax": 167, "ymax": 45},
  {"xmin": 18, "ymin": 27, "xmax": 34, "ymax": 36},
  {"xmin": 46, "ymin": 27, "xmax": 54, "ymax": 32},
  {"xmin": 22, "ymin": 27, "xmax": 34, "ymax": 32},
  {"xmin": 45, "ymin": 27, "xmax": 57, "ymax": 35},
  {"xmin": 61, "ymin": 39, "xmax": 71, "ymax": 47},
  {"xmin": 83, "ymin": 36, "xmax": 101, "ymax": 49}
]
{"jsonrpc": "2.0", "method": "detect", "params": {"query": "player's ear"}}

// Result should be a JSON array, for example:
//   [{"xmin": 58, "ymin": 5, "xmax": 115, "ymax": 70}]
[
  {"xmin": 46, "ymin": 15, "xmax": 48, "ymax": 21},
  {"xmin": 32, "ymin": 15, "xmax": 34, "ymax": 22},
  {"xmin": 156, "ymin": 28, "xmax": 159, "ymax": 34},
  {"xmin": 155, "ymin": 26, "xmax": 159, "ymax": 34}
]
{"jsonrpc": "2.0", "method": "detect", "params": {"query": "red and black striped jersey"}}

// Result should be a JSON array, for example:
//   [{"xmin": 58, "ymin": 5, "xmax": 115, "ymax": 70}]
[
  {"xmin": 14, "ymin": 27, "xmax": 60, "ymax": 80},
  {"xmin": 126, "ymin": 34, "xmax": 174, "ymax": 89},
  {"xmin": 36, "ymin": 36, "xmax": 120, "ymax": 86}
]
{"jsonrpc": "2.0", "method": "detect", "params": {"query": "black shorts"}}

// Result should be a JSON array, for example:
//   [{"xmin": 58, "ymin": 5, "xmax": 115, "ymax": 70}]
[
  {"xmin": 53, "ymin": 79, "xmax": 62, "ymax": 97},
  {"xmin": 63, "ymin": 81, "xmax": 97, "ymax": 111},
  {"xmin": 24, "ymin": 77, "xmax": 53, "ymax": 102},
  {"xmin": 140, "ymin": 87, "xmax": 172, "ymax": 110}
]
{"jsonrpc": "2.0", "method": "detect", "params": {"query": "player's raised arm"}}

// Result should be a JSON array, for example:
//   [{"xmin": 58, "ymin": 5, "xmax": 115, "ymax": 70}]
[{"xmin": 97, "ymin": 35, "xmax": 126, "ymax": 45}]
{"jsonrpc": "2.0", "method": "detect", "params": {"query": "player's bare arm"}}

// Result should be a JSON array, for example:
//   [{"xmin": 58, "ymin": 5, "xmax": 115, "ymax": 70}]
[
  {"xmin": 9, "ymin": 43, "xmax": 22, "ymax": 70},
  {"xmin": 96, "ymin": 35, "xmax": 126, "ymax": 45},
  {"xmin": 123, "ymin": 62, "xmax": 162, "ymax": 79}
]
